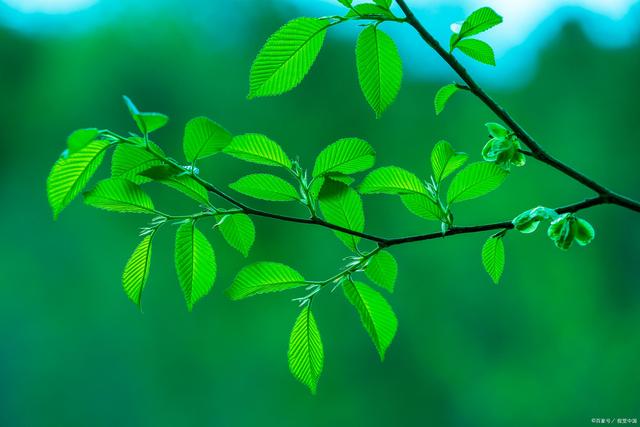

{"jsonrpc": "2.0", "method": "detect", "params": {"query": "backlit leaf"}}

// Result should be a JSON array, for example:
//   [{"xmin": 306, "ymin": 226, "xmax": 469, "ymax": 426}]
[
  {"xmin": 111, "ymin": 144, "xmax": 164, "ymax": 184},
  {"xmin": 288, "ymin": 306, "xmax": 323, "ymax": 394},
  {"xmin": 223, "ymin": 134, "xmax": 291, "ymax": 168},
  {"xmin": 249, "ymin": 18, "xmax": 330, "ymax": 98},
  {"xmin": 123, "ymin": 96, "xmax": 168, "ymax": 134},
  {"xmin": 312, "ymin": 138, "xmax": 375, "ymax": 178},
  {"xmin": 183, "ymin": 116, "xmax": 232, "ymax": 162},
  {"xmin": 318, "ymin": 179, "xmax": 365, "ymax": 252},
  {"xmin": 365, "ymin": 250, "xmax": 397, "ymax": 292},
  {"xmin": 456, "ymin": 39, "xmax": 496, "ymax": 65},
  {"xmin": 360, "ymin": 166, "xmax": 426, "ymax": 195},
  {"xmin": 84, "ymin": 178, "xmax": 156, "ymax": 214},
  {"xmin": 217, "ymin": 214, "xmax": 256, "ymax": 257},
  {"xmin": 122, "ymin": 234, "xmax": 154, "ymax": 307},
  {"xmin": 226, "ymin": 262, "xmax": 306, "ymax": 300},
  {"xmin": 356, "ymin": 25, "xmax": 403, "ymax": 118},
  {"xmin": 47, "ymin": 140, "xmax": 110, "ymax": 219},
  {"xmin": 343, "ymin": 280, "xmax": 398, "ymax": 360},
  {"xmin": 451, "ymin": 7, "xmax": 503, "ymax": 47},
  {"xmin": 400, "ymin": 194, "xmax": 444, "ymax": 221},
  {"xmin": 481, "ymin": 235, "xmax": 505, "ymax": 284},
  {"xmin": 67, "ymin": 128, "xmax": 99, "ymax": 155},
  {"xmin": 175, "ymin": 222, "xmax": 217, "ymax": 311},
  {"xmin": 229, "ymin": 173, "xmax": 299, "ymax": 202},
  {"xmin": 446, "ymin": 162, "xmax": 508, "ymax": 204},
  {"xmin": 158, "ymin": 175, "xmax": 210, "ymax": 206},
  {"xmin": 434, "ymin": 83, "xmax": 460, "ymax": 115},
  {"xmin": 431, "ymin": 140, "xmax": 469, "ymax": 183}
]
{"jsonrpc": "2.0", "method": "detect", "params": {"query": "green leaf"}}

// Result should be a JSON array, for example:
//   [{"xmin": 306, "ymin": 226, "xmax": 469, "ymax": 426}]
[
  {"xmin": 360, "ymin": 166, "xmax": 426, "ymax": 195},
  {"xmin": 67, "ymin": 128, "xmax": 99, "ymax": 155},
  {"xmin": 226, "ymin": 262, "xmax": 306, "ymax": 300},
  {"xmin": 356, "ymin": 25, "xmax": 403, "ymax": 118},
  {"xmin": 512, "ymin": 206, "xmax": 558, "ymax": 234},
  {"xmin": 574, "ymin": 218, "xmax": 595, "ymax": 246},
  {"xmin": 312, "ymin": 138, "xmax": 375, "ymax": 178},
  {"xmin": 346, "ymin": 4, "xmax": 395, "ymax": 18},
  {"xmin": 223, "ymin": 134, "xmax": 291, "ymax": 168},
  {"xmin": 288, "ymin": 306, "xmax": 323, "ymax": 395},
  {"xmin": 365, "ymin": 250, "xmax": 397, "ymax": 292},
  {"xmin": 434, "ymin": 83, "xmax": 461, "ymax": 116},
  {"xmin": 123, "ymin": 96, "xmax": 168, "ymax": 135},
  {"xmin": 431, "ymin": 140, "xmax": 469, "ymax": 183},
  {"xmin": 47, "ymin": 140, "xmax": 110, "ymax": 219},
  {"xmin": 175, "ymin": 222, "xmax": 217, "ymax": 311},
  {"xmin": 229, "ymin": 174, "xmax": 299, "ymax": 202},
  {"xmin": 84, "ymin": 178, "xmax": 156, "ymax": 214},
  {"xmin": 122, "ymin": 234, "xmax": 154, "ymax": 307},
  {"xmin": 373, "ymin": 0, "xmax": 392, "ymax": 8},
  {"xmin": 337, "ymin": 0, "xmax": 353, "ymax": 7},
  {"xmin": 456, "ymin": 39, "xmax": 496, "ymax": 65},
  {"xmin": 343, "ymin": 280, "xmax": 398, "ymax": 361},
  {"xmin": 217, "ymin": 214, "xmax": 255, "ymax": 257},
  {"xmin": 446, "ymin": 162, "xmax": 508, "ymax": 204},
  {"xmin": 158, "ymin": 175, "xmax": 210, "ymax": 205},
  {"xmin": 400, "ymin": 194, "xmax": 444, "ymax": 221},
  {"xmin": 249, "ymin": 18, "xmax": 330, "ymax": 98},
  {"xmin": 183, "ymin": 116, "xmax": 232, "ymax": 162},
  {"xmin": 481, "ymin": 235, "xmax": 505, "ymax": 284},
  {"xmin": 318, "ymin": 179, "xmax": 365, "ymax": 252},
  {"xmin": 486, "ymin": 122, "xmax": 509, "ymax": 139},
  {"xmin": 111, "ymin": 144, "xmax": 165, "ymax": 184},
  {"xmin": 452, "ymin": 7, "xmax": 503, "ymax": 47}
]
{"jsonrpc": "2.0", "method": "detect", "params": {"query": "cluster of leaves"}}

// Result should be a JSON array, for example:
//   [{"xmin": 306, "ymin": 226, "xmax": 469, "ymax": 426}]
[{"xmin": 47, "ymin": 0, "xmax": 600, "ymax": 394}]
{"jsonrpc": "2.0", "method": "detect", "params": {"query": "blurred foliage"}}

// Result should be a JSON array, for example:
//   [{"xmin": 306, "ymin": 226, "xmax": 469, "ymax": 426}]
[{"xmin": 0, "ymin": 3, "xmax": 639, "ymax": 426}]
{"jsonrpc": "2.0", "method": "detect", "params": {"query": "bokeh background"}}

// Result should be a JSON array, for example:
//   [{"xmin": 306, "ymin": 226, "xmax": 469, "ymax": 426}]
[{"xmin": 1, "ymin": 0, "xmax": 639, "ymax": 426}]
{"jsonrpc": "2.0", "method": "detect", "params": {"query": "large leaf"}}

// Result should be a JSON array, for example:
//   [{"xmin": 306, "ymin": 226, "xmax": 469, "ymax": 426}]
[
  {"xmin": 111, "ymin": 144, "xmax": 164, "ymax": 184},
  {"xmin": 356, "ymin": 25, "xmax": 402, "ymax": 118},
  {"xmin": 226, "ymin": 262, "xmax": 306, "ymax": 300},
  {"xmin": 481, "ymin": 235, "xmax": 505, "ymax": 284},
  {"xmin": 66, "ymin": 128, "xmax": 99, "ymax": 155},
  {"xmin": 174, "ymin": 222, "xmax": 217, "ymax": 311},
  {"xmin": 452, "ymin": 7, "xmax": 503, "ymax": 47},
  {"xmin": 312, "ymin": 138, "xmax": 375, "ymax": 178},
  {"xmin": 217, "ymin": 214, "xmax": 255, "ymax": 257},
  {"xmin": 84, "ymin": 178, "xmax": 156, "ymax": 214},
  {"xmin": 359, "ymin": 166, "xmax": 426, "ymax": 195},
  {"xmin": 183, "ymin": 116, "xmax": 232, "ymax": 162},
  {"xmin": 434, "ymin": 83, "xmax": 460, "ymax": 116},
  {"xmin": 229, "ymin": 174, "xmax": 299, "ymax": 202},
  {"xmin": 431, "ymin": 140, "xmax": 469, "ymax": 183},
  {"xmin": 446, "ymin": 162, "xmax": 508, "ymax": 204},
  {"xmin": 47, "ymin": 140, "xmax": 110, "ymax": 219},
  {"xmin": 223, "ymin": 134, "xmax": 291, "ymax": 168},
  {"xmin": 318, "ymin": 179, "xmax": 365, "ymax": 252},
  {"xmin": 343, "ymin": 280, "xmax": 398, "ymax": 360},
  {"xmin": 123, "ymin": 96, "xmax": 168, "ymax": 135},
  {"xmin": 122, "ymin": 234, "xmax": 154, "ymax": 307},
  {"xmin": 456, "ymin": 39, "xmax": 496, "ymax": 65},
  {"xmin": 249, "ymin": 18, "xmax": 330, "ymax": 98},
  {"xmin": 158, "ymin": 175, "xmax": 210, "ymax": 205},
  {"xmin": 288, "ymin": 306, "xmax": 324, "ymax": 394},
  {"xmin": 365, "ymin": 250, "xmax": 397, "ymax": 292}
]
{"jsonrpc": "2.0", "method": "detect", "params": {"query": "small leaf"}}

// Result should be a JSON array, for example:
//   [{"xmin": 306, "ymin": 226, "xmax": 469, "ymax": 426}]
[
  {"xmin": 446, "ymin": 162, "xmax": 508, "ymax": 204},
  {"xmin": 434, "ymin": 83, "xmax": 460, "ymax": 115},
  {"xmin": 451, "ymin": 7, "xmax": 503, "ymax": 47},
  {"xmin": 356, "ymin": 25, "xmax": 403, "ymax": 118},
  {"xmin": 365, "ymin": 251, "xmax": 397, "ymax": 292},
  {"xmin": 486, "ymin": 122, "xmax": 509, "ymax": 139},
  {"xmin": 373, "ymin": 0, "xmax": 392, "ymax": 8},
  {"xmin": 400, "ymin": 194, "xmax": 444, "ymax": 221},
  {"xmin": 111, "ymin": 144, "xmax": 165, "ymax": 184},
  {"xmin": 175, "ymin": 222, "xmax": 217, "ymax": 311},
  {"xmin": 360, "ymin": 166, "xmax": 426, "ymax": 195},
  {"xmin": 288, "ymin": 306, "xmax": 324, "ymax": 394},
  {"xmin": 84, "ymin": 178, "xmax": 155, "ymax": 214},
  {"xmin": 343, "ymin": 280, "xmax": 398, "ymax": 361},
  {"xmin": 122, "ymin": 234, "xmax": 154, "ymax": 307},
  {"xmin": 47, "ymin": 140, "xmax": 110, "ymax": 219},
  {"xmin": 455, "ymin": 39, "xmax": 496, "ymax": 65},
  {"xmin": 123, "ymin": 96, "xmax": 168, "ymax": 135},
  {"xmin": 574, "ymin": 218, "xmax": 595, "ymax": 246},
  {"xmin": 249, "ymin": 18, "xmax": 330, "ymax": 98},
  {"xmin": 318, "ymin": 179, "xmax": 365, "ymax": 252},
  {"xmin": 431, "ymin": 140, "xmax": 469, "ymax": 183},
  {"xmin": 337, "ymin": 0, "xmax": 353, "ymax": 7},
  {"xmin": 158, "ymin": 175, "xmax": 210, "ymax": 205},
  {"xmin": 312, "ymin": 138, "xmax": 375, "ymax": 178},
  {"xmin": 217, "ymin": 214, "xmax": 256, "ymax": 257},
  {"xmin": 223, "ymin": 134, "xmax": 291, "ymax": 168},
  {"xmin": 346, "ymin": 4, "xmax": 395, "ymax": 18},
  {"xmin": 481, "ymin": 235, "xmax": 505, "ymax": 284},
  {"xmin": 183, "ymin": 117, "xmax": 233, "ymax": 162},
  {"xmin": 229, "ymin": 174, "xmax": 299, "ymax": 202},
  {"xmin": 67, "ymin": 128, "xmax": 99, "ymax": 155},
  {"xmin": 226, "ymin": 262, "xmax": 306, "ymax": 300}
]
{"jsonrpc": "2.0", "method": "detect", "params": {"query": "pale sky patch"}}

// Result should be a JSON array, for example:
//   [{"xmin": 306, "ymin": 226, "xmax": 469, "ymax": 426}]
[{"xmin": 2, "ymin": 0, "xmax": 98, "ymax": 14}]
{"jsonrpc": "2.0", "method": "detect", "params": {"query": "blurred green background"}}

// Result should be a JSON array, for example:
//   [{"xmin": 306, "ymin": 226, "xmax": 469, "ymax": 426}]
[{"xmin": 1, "ymin": 1, "xmax": 639, "ymax": 426}]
